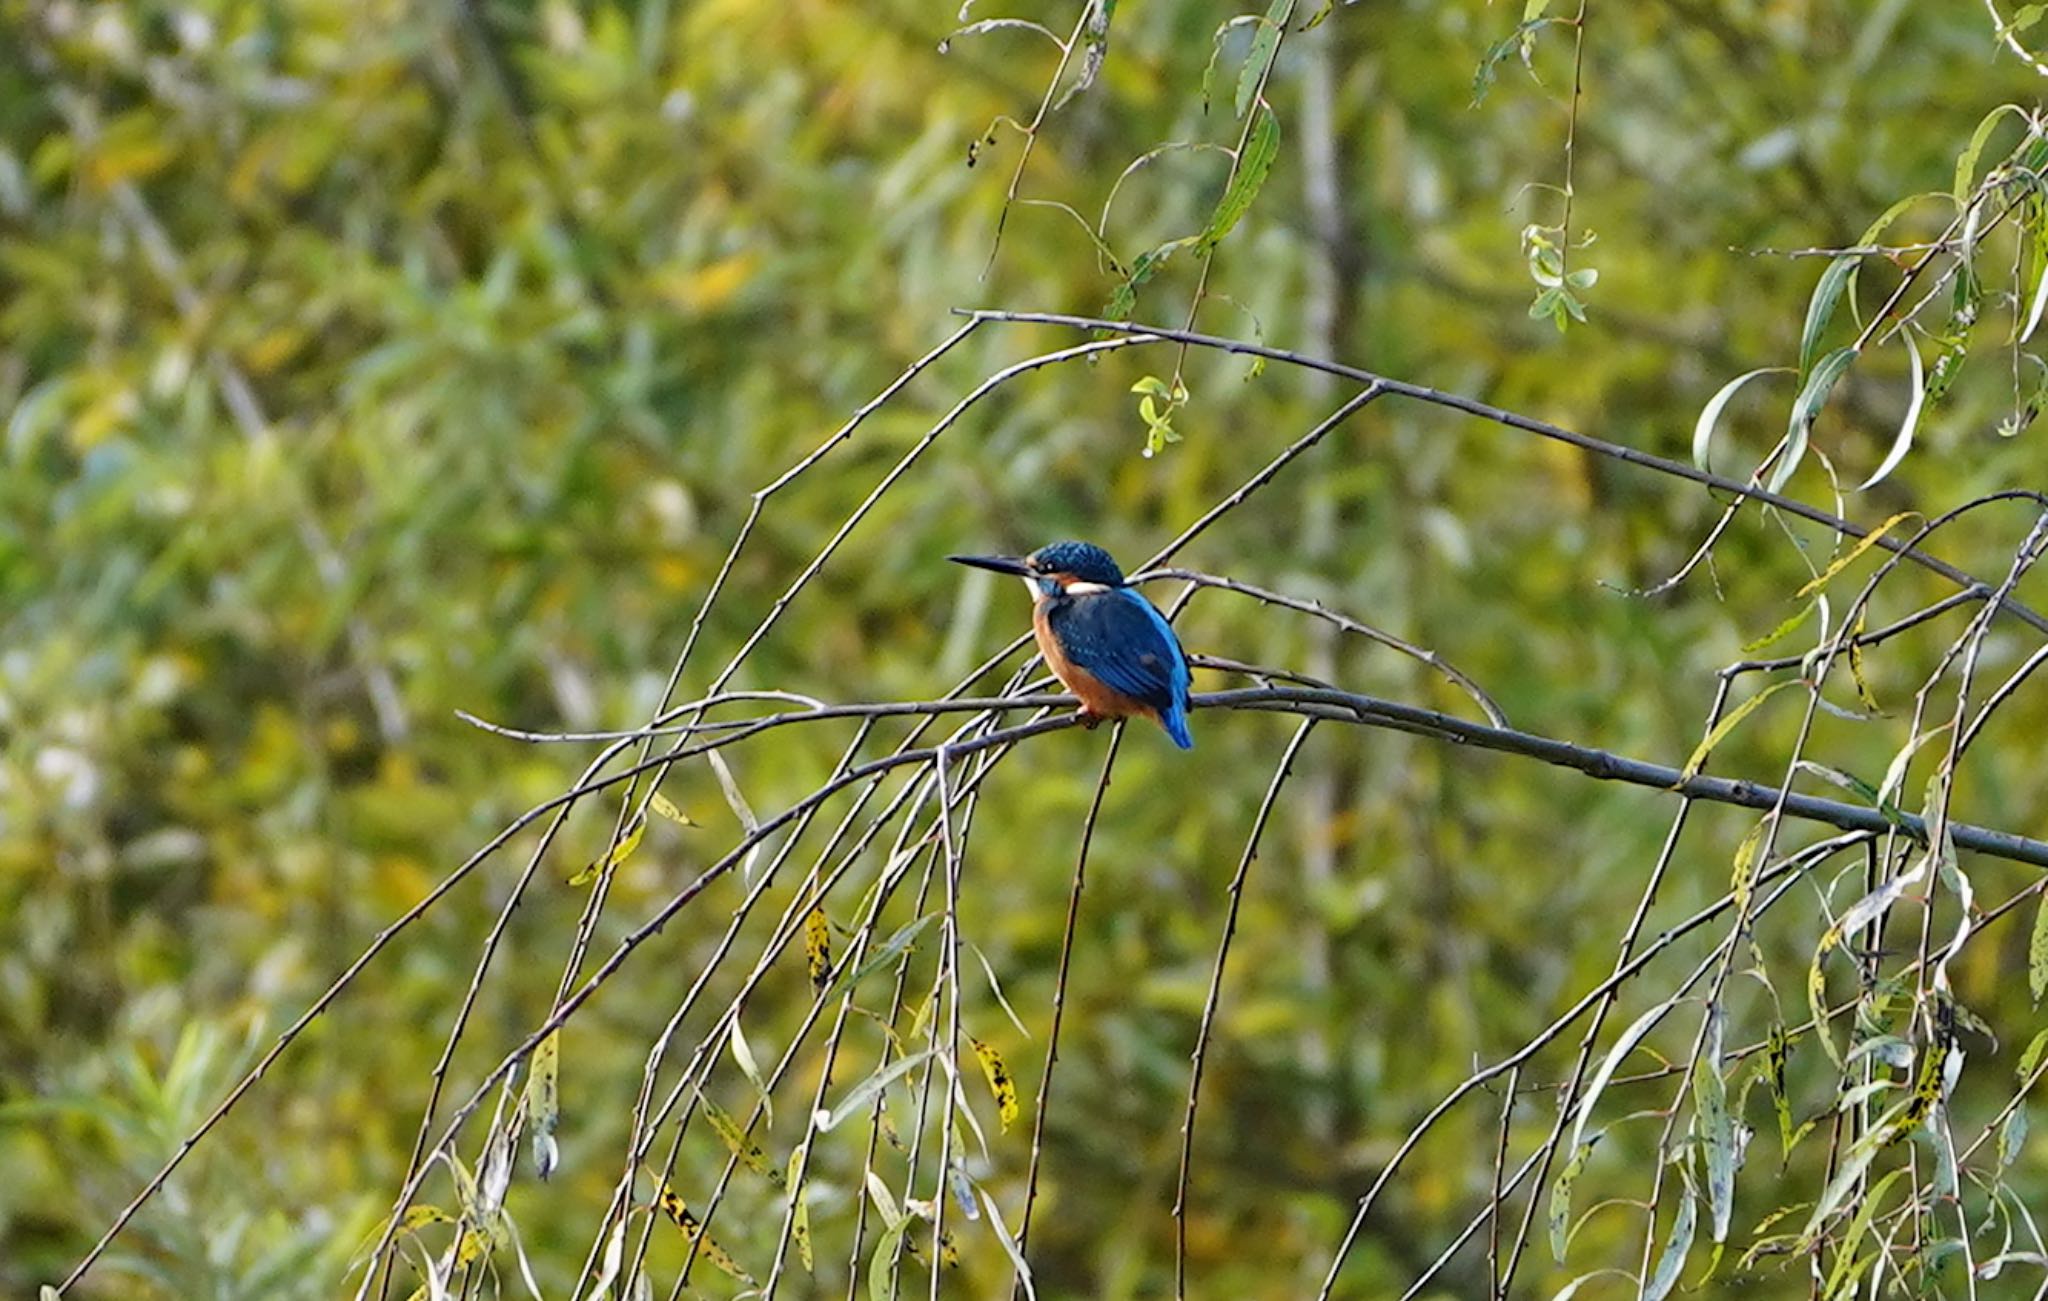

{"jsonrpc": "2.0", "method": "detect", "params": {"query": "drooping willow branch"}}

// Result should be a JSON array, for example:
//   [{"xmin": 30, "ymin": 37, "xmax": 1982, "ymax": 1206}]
[{"xmin": 961, "ymin": 308, "xmax": 2048, "ymax": 639}]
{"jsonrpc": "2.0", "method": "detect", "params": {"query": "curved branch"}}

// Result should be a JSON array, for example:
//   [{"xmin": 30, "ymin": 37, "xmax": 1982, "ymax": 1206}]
[{"xmin": 959, "ymin": 308, "xmax": 2048, "ymax": 639}]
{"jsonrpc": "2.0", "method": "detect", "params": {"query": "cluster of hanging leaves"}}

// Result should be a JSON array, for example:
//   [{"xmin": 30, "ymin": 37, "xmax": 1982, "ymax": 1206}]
[{"xmin": 1693, "ymin": 109, "xmax": 2048, "ymax": 497}]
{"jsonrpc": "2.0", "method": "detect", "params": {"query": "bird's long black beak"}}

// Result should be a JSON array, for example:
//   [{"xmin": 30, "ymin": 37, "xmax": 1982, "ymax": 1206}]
[{"xmin": 948, "ymin": 553, "xmax": 1033, "ymax": 577}]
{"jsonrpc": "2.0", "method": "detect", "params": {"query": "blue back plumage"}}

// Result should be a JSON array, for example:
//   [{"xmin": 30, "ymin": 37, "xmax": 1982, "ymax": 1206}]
[{"xmin": 1045, "ymin": 586, "xmax": 1194, "ymax": 749}]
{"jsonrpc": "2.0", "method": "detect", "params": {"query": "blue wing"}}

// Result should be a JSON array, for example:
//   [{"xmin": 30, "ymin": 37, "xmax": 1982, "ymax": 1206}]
[{"xmin": 1049, "ymin": 589, "xmax": 1193, "ymax": 748}]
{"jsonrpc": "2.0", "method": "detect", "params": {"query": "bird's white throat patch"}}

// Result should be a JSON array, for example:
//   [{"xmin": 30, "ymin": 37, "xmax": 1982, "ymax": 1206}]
[{"xmin": 1063, "ymin": 581, "xmax": 1112, "ymax": 594}]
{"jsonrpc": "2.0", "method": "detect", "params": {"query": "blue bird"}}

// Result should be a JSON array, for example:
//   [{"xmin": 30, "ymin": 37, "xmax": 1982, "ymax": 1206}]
[{"xmin": 949, "ymin": 541, "xmax": 1194, "ymax": 749}]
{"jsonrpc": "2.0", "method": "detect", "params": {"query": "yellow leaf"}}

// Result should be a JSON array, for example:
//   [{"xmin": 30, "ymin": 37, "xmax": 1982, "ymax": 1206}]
[
  {"xmin": 650, "ymin": 791, "xmax": 695, "ymax": 826},
  {"xmin": 787, "ymin": 1150, "xmax": 814, "ymax": 1273},
  {"xmin": 568, "ymin": 818, "xmax": 645, "ymax": 886},
  {"xmin": 652, "ymin": 250, "xmax": 761, "ymax": 312},
  {"xmin": 804, "ymin": 907, "xmax": 833, "ymax": 990},
  {"xmin": 701, "ymin": 1096, "xmax": 780, "ymax": 1184},
  {"xmin": 656, "ymin": 1178, "xmax": 758, "ymax": 1285},
  {"xmin": 969, "ymin": 1037, "xmax": 1019, "ymax": 1132},
  {"xmin": 1796, "ymin": 511, "xmax": 1922, "ymax": 598},
  {"xmin": 1680, "ymin": 680, "xmax": 1801, "ymax": 782}
]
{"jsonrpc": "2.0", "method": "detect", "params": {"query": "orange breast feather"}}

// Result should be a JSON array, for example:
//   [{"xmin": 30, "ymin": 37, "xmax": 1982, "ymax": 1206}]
[{"xmin": 1033, "ymin": 602, "xmax": 1156, "ymax": 722}]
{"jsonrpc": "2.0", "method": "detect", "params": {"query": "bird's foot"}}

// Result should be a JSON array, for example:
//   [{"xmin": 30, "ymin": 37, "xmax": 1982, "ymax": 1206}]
[{"xmin": 1075, "ymin": 708, "xmax": 1103, "ymax": 730}]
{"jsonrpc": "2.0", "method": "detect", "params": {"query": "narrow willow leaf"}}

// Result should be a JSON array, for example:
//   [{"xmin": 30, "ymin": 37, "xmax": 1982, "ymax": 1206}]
[
  {"xmin": 1764, "ymin": 1025, "xmax": 1795, "ymax": 1155},
  {"xmin": 1859, "ymin": 333, "xmax": 1927, "ymax": 489},
  {"xmin": 865, "ymin": 1169, "xmax": 904, "ymax": 1230},
  {"xmin": 2030, "ymin": 891, "xmax": 2048, "ymax": 1004},
  {"xmin": 1549, "ymin": 1137, "xmax": 1598, "ymax": 1262},
  {"xmin": 1572, "ymin": 999, "xmax": 1676, "ymax": 1150},
  {"xmin": 969, "ymin": 942, "xmax": 1032, "ymax": 1038},
  {"xmin": 569, "ymin": 818, "xmax": 645, "ymax": 887},
  {"xmin": 656, "ymin": 1180, "xmax": 757, "ymax": 1285},
  {"xmin": 1053, "ymin": 0, "xmax": 1112, "ymax": 112},
  {"xmin": 867, "ymin": 1226, "xmax": 904, "ymax": 1301},
  {"xmin": 648, "ymin": 791, "xmax": 695, "ymax": 826},
  {"xmin": 938, "ymin": 17, "xmax": 1060, "ymax": 51},
  {"xmin": 729, "ymin": 1021, "xmax": 771, "ymax": 1124},
  {"xmin": 1300, "ymin": 0, "xmax": 1337, "ymax": 30},
  {"xmin": 1876, "ymin": 722, "xmax": 1951, "ymax": 811},
  {"xmin": 1644, "ymin": 1187, "xmax": 1696, "ymax": 1301},
  {"xmin": 1200, "ymin": 106, "xmax": 1280, "ymax": 248},
  {"xmin": 983, "ymin": 1189, "xmax": 1039, "ymax": 1300},
  {"xmin": 1800, "ymin": 256, "xmax": 1860, "ymax": 379},
  {"xmin": 1680, "ymin": 680, "xmax": 1799, "ymax": 781},
  {"xmin": 1730, "ymin": 818, "xmax": 1767, "ymax": 916},
  {"xmin": 2002, "ymin": 1106, "xmax": 2030, "ymax": 1170},
  {"xmin": 1696, "ymin": 1008, "xmax": 1737, "ymax": 1243},
  {"xmin": 2024, "ymin": 253, "xmax": 2048, "ymax": 345},
  {"xmin": 1821, "ymin": 1167, "xmax": 1912, "ymax": 1297},
  {"xmin": 969, "ymin": 1037, "xmax": 1020, "ymax": 1131},
  {"xmin": 1234, "ymin": 0, "xmax": 1288, "ymax": 118},
  {"xmin": 527, "ymin": 1030, "xmax": 561, "ymax": 1180},
  {"xmin": 2019, "ymin": 1027, "xmax": 2048, "ymax": 1085},
  {"xmin": 706, "ymin": 751, "xmax": 763, "ymax": 884},
  {"xmin": 1955, "ymin": 105, "xmax": 2027, "ymax": 203},
  {"xmin": 814, "ymin": 1048, "xmax": 935, "ymax": 1132},
  {"xmin": 1774, "ymin": 346, "xmax": 1858, "ymax": 493},
  {"xmin": 1200, "ymin": 16, "xmax": 1261, "ymax": 110},
  {"xmin": 1793, "ymin": 762, "xmax": 1880, "ymax": 805},
  {"xmin": 702, "ymin": 1095, "xmax": 779, "ymax": 1183},
  {"xmin": 1740, "ymin": 600, "xmax": 1815, "ymax": 652},
  {"xmin": 1103, "ymin": 237, "xmax": 1194, "ymax": 322},
  {"xmin": 804, "ymin": 907, "xmax": 833, "ymax": 990},
  {"xmin": 948, "ymin": 1162, "xmax": 981, "ymax": 1221},
  {"xmin": 842, "ymin": 914, "xmax": 937, "ymax": 990},
  {"xmin": 1794, "ymin": 511, "xmax": 1920, "ymax": 597},
  {"xmin": 789, "ymin": 1151, "xmax": 814, "ymax": 1272}
]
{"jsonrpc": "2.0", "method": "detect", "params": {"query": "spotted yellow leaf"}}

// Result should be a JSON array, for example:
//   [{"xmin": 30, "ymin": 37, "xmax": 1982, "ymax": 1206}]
[
  {"xmin": 656, "ymin": 1178, "xmax": 757, "ymax": 1286},
  {"xmin": 970, "ymin": 1037, "xmax": 1019, "ymax": 1132},
  {"xmin": 803, "ymin": 907, "xmax": 832, "ymax": 990}
]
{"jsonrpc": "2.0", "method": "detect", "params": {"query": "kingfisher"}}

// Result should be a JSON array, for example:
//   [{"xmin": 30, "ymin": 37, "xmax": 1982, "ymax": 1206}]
[{"xmin": 949, "ymin": 541, "xmax": 1194, "ymax": 749}]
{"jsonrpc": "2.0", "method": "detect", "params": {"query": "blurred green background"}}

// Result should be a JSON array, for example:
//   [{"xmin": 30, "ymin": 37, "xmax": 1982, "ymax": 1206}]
[{"xmin": 8, "ymin": 0, "xmax": 2048, "ymax": 1296}]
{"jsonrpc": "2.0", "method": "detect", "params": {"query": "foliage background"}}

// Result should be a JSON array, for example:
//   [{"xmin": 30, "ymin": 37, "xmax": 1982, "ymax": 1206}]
[{"xmin": 6, "ymin": 0, "xmax": 2048, "ymax": 1296}]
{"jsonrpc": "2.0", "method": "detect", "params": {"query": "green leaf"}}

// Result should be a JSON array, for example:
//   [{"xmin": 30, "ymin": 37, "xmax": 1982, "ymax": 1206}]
[
  {"xmin": 2001, "ymin": 1106, "xmax": 2030, "ymax": 1170},
  {"xmin": 1644, "ymin": 1186, "xmax": 1696, "ymax": 1301},
  {"xmin": 1774, "ymin": 346, "xmax": 1857, "ymax": 493},
  {"xmin": 1695, "ymin": 1008, "xmax": 1737, "ymax": 1243},
  {"xmin": 1572, "ymin": 998, "xmax": 1677, "ymax": 1151},
  {"xmin": 1234, "ymin": 0, "xmax": 1289, "ymax": 118},
  {"xmin": 2030, "ymin": 890, "xmax": 2048, "ymax": 1005},
  {"xmin": 1200, "ymin": 106, "xmax": 1280, "ymax": 248},
  {"xmin": 814, "ymin": 1049, "xmax": 935, "ymax": 1132},
  {"xmin": 867, "ymin": 1225, "xmax": 904, "ymax": 1301},
  {"xmin": 841, "ymin": 914, "xmax": 938, "ymax": 991},
  {"xmin": 2018, "ymin": 1026, "xmax": 2048, "ymax": 1086},
  {"xmin": 1955, "ymin": 105, "xmax": 2027, "ymax": 203},
  {"xmin": 1692, "ymin": 367, "xmax": 1788, "ymax": 473},
  {"xmin": 1104, "ymin": 237, "xmax": 1195, "ymax": 323},
  {"xmin": 1201, "ymin": 17, "xmax": 1261, "ymax": 111},
  {"xmin": 1680, "ymin": 680, "xmax": 1799, "ymax": 781},
  {"xmin": 1549, "ymin": 1137, "xmax": 1598, "ymax": 1261},
  {"xmin": 1799, "ymin": 256, "xmax": 1859, "ymax": 379}
]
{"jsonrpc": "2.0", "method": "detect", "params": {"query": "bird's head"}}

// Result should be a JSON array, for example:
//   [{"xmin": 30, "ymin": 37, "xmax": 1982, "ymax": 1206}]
[{"xmin": 948, "ymin": 540, "xmax": 1127, "ymax": 600}]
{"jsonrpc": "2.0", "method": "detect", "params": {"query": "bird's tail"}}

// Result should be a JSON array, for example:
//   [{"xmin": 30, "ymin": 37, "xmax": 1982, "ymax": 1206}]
[{"xmin": 1161, "ymin": 703, "xmax": 1194, "ymax": 750}]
